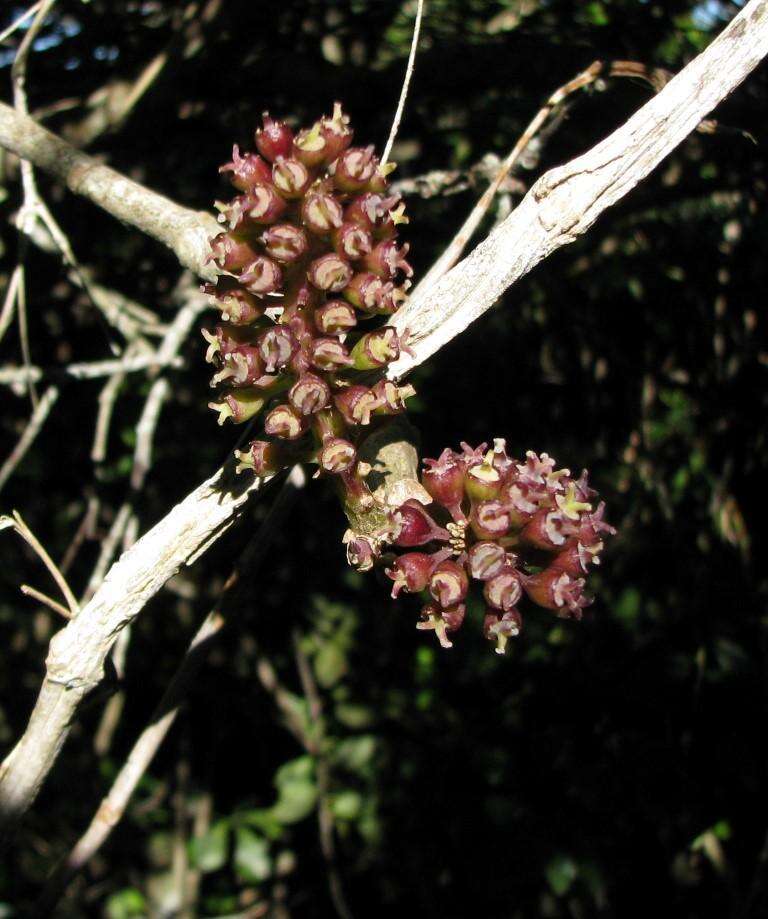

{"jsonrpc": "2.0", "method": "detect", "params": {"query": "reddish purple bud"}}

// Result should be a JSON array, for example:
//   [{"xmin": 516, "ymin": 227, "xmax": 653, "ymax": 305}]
[
  {"xmin": 483, "ymin": 567, "xmax": 522, "ymax": 612},
  {"xmin": 264, "ymin": 403, "xmax": 307, "ymax": 440},
  {"xmin": 255, "ymin": 113, "xmax": 294, "ymax": 162},
  {"xmin": 429, "ymin": 560, "xmax": 469, "ymax": 607},
  {"xmin": 271, "ymin": 156, "xmax": 312, "ymax": 199},
  {"xmin": 469, "ymin": 500, "xmax": 512, "ymax": 540},
  {"xmin": 386, "ymin": 552, "xmax": 436, "ymax": 598},
  {"xmin": 342, "ymin": 272, "xmax": 387, "ymax": 312},
  {"xmin": 301, "ymin": 192, "xmax": 344, "ymax": 235},
  {"xmin": 311, "ymin": 337, "xmax": 353, "ymax": 372},
  {"xmin": 208, "ymin": 233, "xmax": 260, "ymax": 272},
  {"xmin": 292, "ymin": 124, "xmax": 332, "ymax": 168},
  {"xmin": 417, "ymin": 601, "xmax": 465, "ymax": 649},
  {"xmin": 523, "ymin": 569, "xmax": 590, "ymax": 618},
  {"xmin": 349, "ymin": 327, "xmax": 400, "ymax": 370},
  {"xmin": 240, "ymin": 255, "xmax": 283, "ymax": 294},
  {"xmin": 343, "ymin": 531, "xmax": 378, "ymax": 571},
  {"xmin": 333, "ymin": 145, "xmax": 378, "ymax": 193},
  {"xmin": 577, "ymin": 501, "xmax": 617, "ymax": 547},
  {"xmin": 235, "ymin": 440, "xmax": 285, "ymax": 476},
  {"xmin": 520, "ymin": 509, "xmax": 573, "ymax": 551},
  {"xmin": 210, "ymin": 345, "xmax": 265, "ymax": 387},
  {"xmin": 483, "ymin": 609, "xmax": 523, "ymax": 655},
  {"xmin": 289, "ymin": 373, "xmax": 331, "ymax": 415},
  {"xmin": 363, "ymin": 240, "xmax": 413, "ymax": 279},
  {"xmin": 203, "ymin": 277, "xmax": 265, "ymax": 325},
  {"xmin": 318, "ymin": 437, "xmax": 357, "ymax": 474},
  {"xmin": 261, "ymin": 224, "xmax": 309, "ymax": 263},
  {"xmin": 464, "ymin": 454, "xmax": 503, "ymax": 502},
  {"xmin": 315, "ymin": 300, "xmax": 358, "ymax": 334},
  {"xmin": 333, "ymin": 385, "xmax": 380, "ymax": 426},
  {"xmin": 392, "ymin": 500, "xmax": 450, "ymax": 548},
  {"xmin": 332, "ymin": 222, "xmax": 373, "ymax": 261},
  {"xmin": 422, "ymin": 449, "xmax": 466, "ymax": 511},
  {"xmin": 217, "ymin": 187, "xmax": 287, "ymax": 229},
  {"xmin": 208, "ymin": 388, "xmax": 266, "ymax": 425},
  {"xmin": 551, "ymin": 542, "xmax": 597, "ymax": 577},
  {"xmin": 345, "ymin": 192, "xmax": 399, "ymax": 230},
  {"xmin": 258, "ymin": 326, "xmax": 298, "ymax": 373},
  {"xmin": 201, "ymin": 323, "xmax": 254, "ymax": 364},
  {"xmin": 467, "ymin": 542, "xmax": 507, "ymax": 581},
  {"xmin": 370, "ymin": 380, "xmax": 415, "ymax": 415},
  {"xmin": 308, "ymin": 253, "xmax": 353, "ymax": 293},
  {"xmin": 219, "ymin": 145, "xmax": 273, "ymax": 191},
  {"xmin": 319, "ymin": 102, "xmax": 353, "ymax": 162}
]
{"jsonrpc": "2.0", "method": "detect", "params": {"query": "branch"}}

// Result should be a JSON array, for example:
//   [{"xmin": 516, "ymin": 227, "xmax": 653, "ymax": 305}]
[
  {"xmin": 387, "ymin": 0, "xmax": 768, "ymax": 377},
  {"xmin": 0, "ymin": 102, "xmax": 219, "ymax": 277},
  {"xmin": 1, "ymin": 0, "xmax": 766, "ymax": 844}
]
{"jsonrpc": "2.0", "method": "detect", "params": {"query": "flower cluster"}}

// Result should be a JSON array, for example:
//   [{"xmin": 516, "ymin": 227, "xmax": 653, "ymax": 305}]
[
  {"xmin": 202, "ymin": 104, "xmax": 415, "ymax": 499},
  {"xmin": 380, "ymin": 440, "xmax": 616, "ymax": 654}
]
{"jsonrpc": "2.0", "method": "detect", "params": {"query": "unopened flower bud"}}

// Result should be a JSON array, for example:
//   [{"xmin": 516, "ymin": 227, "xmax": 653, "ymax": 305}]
[
  {"xmin": 271, "ymin": 156, "xmax": 312, "ymax": 199},
  {"xmin": 261, "ymin": 224, "xmax": 309, "ymax": 263},
  {"xmin": 469, "ymin": 500, "xmax": 512, "ymax": 540},
  {"xmin": 301, "ymin": 192, "xmax": 344, "ymax": 235},
  {"xmin": 209, "ymin": 232, "xmax": 260, "ymax": 272},
  {"xmin": 333, "ymin": 145, "xmax": 378, "ymax": 192},
  {"xmin": 465, "ymin": 451, "xmax": 503, "ymax": 501},
  {"xmin": 363, "ymin": 240, "xmax": 413, "ymax": 279},
  {"xmin": 255, "ymin": 113, "xmax": 294, "ymax": 162},
  {"xmin": 218, "ymin": 187, "xmax": 287, "ymax": 229},
  {"xmin": 204, "ymin": 277, "xmax": 265, "ymax": 325},
  {"xmin": 483, "ymin": 567, "xmax": 522, "ymax": 611},
  {"xmin": 314, "ymin": 300, "xmax": 358, "ymax": 334},
  {"xmin": 311, "ymin": 338, "xmax": 353, "ymax": 371},
  {"xmin": 210, "ymin": 345, "xmax": 265, "ymax": 387},
  {"xmin": 371, "ymin": 380, "xmax": 415, "ymax": 415},
  {"xmin": 520, "ymin": 509, "xmax": 572, "ymax": 550},
  {"xmin": 308, "ymin": 253, "xmax": 353, "ymax": 292},
  {"xmin": 264, "ymin": 403, "xmax": 307, "ymax": 440},
  {"xmin": 219, "ymin": 145, "xmax": 273, "ymax": 191},
  {"xmin": 235, "ymin": 440, "xmax": 285, "ymax": 476},
  {"xmin": 386, "ymin": 552, "xmax": 436, "ymax": 598},
  {"xmin": 240, "ymin": 256, "xmax": 282, "ymax": 294},
  {"xmin": 429, "ymin": 560, "xmax": 469, "ymax": 607},
  {"xmin": 350, "ymin": 327, "xmax": 400, "ymax": 370},
  {"xmin": 422, "ymin": 449, "xmax": 466, "ymax": 510},
  {"xmin": 319, "ymin": 102, "xmax": 353, "ymax": 162},
  {"xmin": 209, "ymin": 388, "xmax": 267, "ymax": 425},
  {"xmin": 292, "ymin": 123, "xmax": 332, "ymax": 168},
  {"xmin": 332, "ymin": 222, "xmax": 373, "ymax": 260},
  {"xmin": 392, "ymin": 500, "xmax": 450, "ymax": 548},
  {"xmin": 523, "ymin": 569, "xmax": 590, "ymax": 617},
  {"xmin": 289, "ymin": 373, "xmax": 330, "ymax": 415},
  {"xmin": 258, "ymin": 326, "xmax": 298, "ymax": 372},
  {"xmin": 333, "ymin": 385, "xmax": 380, "ymax": 426},
  {"xmin": 468, "ymin": 542, "xmax": 507, "ymax": 581},
  {"xmin": 318, "ymin": 437, "xmax": 357, "ymax": 474}
]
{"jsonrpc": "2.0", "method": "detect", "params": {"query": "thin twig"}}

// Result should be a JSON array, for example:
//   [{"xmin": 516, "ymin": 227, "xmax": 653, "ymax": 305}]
[
  {"xmin": 20, "ymin": 584, "xmax": 73, "ymax": 620},
  {"xmin": 0, "ymin": 384, "xmax": 59, "ymax": 495},
  {"xmin": 0, "ymin": 2, "xmax": 43, "ymax": 45},
  {"xmin": 381, "ymin": 0, "xmax": 424, "ymax": 168},
  {"xmin": 80, "ymin": 502, "xmax": 133, "ymax": 605},
  {"xmin": 0, "ymin": 352, "xmax": 183, "ymax": 388},
  {"xmin": 0, "ymin": 265, "xmax": 21, "ymax": 345},
  {"xmin": 38, "ymin": 466, "xmax": 306, "ymax": 911},
  {"xmin": 1, "ymin": 510, "xmax": 79, "ymax": 616}
]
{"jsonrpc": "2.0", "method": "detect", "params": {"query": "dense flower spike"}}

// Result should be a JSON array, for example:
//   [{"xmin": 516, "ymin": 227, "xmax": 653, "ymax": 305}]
[
  {"xmin": 202, "ymin": 104, "xmax": 413, "ymax": 504},
  {"xmin": 368, "ymin": 440, "xmax": 616, "ymax": 655}
]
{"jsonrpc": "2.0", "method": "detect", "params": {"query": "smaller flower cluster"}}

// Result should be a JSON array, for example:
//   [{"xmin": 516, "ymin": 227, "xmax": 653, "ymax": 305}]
[
  {"xmin": 201, "ymin": 104, "xmax": 415, "ymax": 501},
  {"xmin": 379, "ymin": 440, "xmax": 616, "ymax": 654}
]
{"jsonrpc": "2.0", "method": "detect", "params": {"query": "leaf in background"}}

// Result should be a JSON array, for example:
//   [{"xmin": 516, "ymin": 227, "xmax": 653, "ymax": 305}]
[
  {"xmin": 189, "ymin": 819, "xmax": 229, "ymax": 873},
  {"xmin": 235, "ymin": 827, "xmax": 272, "ymax": 882}
]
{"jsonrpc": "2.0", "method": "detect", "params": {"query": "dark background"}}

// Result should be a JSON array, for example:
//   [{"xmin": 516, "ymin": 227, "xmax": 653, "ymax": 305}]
[{"xmin": 1, "ymin": 1, "xmax": 767, "ymax": 916}]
